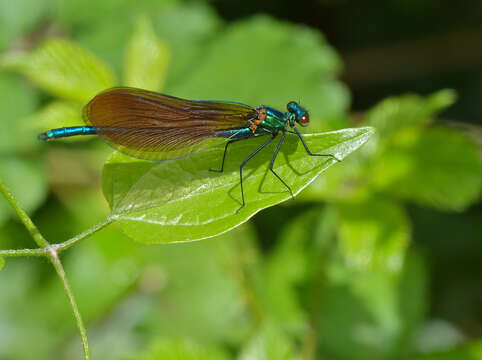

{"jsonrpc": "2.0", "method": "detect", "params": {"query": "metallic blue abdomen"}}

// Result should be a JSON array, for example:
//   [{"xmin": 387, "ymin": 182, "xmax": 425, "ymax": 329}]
[{"xmin": 38, "ymin": 126, "xmax": 96, "ymax": 140}]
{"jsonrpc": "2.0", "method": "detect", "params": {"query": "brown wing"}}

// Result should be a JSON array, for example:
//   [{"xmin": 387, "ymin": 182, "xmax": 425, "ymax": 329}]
[{"xmin": 83, "ymin": 87, "xmax": 257, "ymax": 160}]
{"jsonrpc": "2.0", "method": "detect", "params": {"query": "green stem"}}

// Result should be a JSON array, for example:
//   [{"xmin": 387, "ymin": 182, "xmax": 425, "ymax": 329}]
[
  {"xmin": 0, "ymin": 248, "xmax": 47, "ymax": 257},
  {"xmin": 58, "ymin": 217, "xmax": 114, "ymax": 252},
  {"xmin": 0, "ymin": 180, "xmax": 49, "ymax": 248},
  {"xmin": 48, "ymin": 249, "xmax": 91, "ymax": 360},
  {"xmin": 0, "ymin": 219, "xmax": 113, "ymax": 258}
]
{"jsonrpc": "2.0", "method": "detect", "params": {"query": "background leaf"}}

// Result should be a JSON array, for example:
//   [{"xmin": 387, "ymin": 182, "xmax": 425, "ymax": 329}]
[
  {"xmin": 370, "ymin": 127, "xmax": 482, "ymax": 211},
  {"xmin": 168, "ymin": 16, "xmax": 350, "ymax": 131},
  {"xmin": 336, "ymin": 198, "xmax": 410, "ymax": 273},
  {"xmin": 364, "ymin": 90, "xmax": 457, "ymax": 140},
  {"xmin": 1, "ymin": 38, "xmax": 117, "ymax": 102},
  {"xmin": 102, "ymin": 127, "xmax": 374, "ymax": 244},
  {"xmin": 124, "ymin": 16, "xmax": 169, "ymax": 91}
]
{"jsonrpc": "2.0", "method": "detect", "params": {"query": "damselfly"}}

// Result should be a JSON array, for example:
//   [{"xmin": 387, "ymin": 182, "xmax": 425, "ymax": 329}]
[{"xmin": 39, "ymin": 87, "xmax": 339, "ymax": 211}]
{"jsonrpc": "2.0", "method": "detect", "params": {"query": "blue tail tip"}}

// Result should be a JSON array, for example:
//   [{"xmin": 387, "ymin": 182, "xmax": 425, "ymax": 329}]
[{"xmin": 38, "ymin": 132, "xmax": 49, "ymax": 141}]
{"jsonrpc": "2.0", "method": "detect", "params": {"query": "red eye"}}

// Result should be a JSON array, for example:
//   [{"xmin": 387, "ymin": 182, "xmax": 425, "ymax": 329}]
[{"xmin": 298, "ymin": 114, "xmax": 310, "ymax": 126}]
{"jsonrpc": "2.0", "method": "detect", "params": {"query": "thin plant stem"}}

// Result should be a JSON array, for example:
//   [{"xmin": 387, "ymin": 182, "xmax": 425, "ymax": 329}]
[
  {"xmin": 0, "ymin": 180, "xmax": 49, "ymax": 248},
  {"xmin": 0, "ymin": 248, "xmax": 47, "ymax": 257},
  {"xmin": 58, "ymin": 217, "xmax": 114, "ymax": 252},
  {"xmin": 48, "ymin": 249, "xmax": 91, "ymax": 360},
  {"xmin": 0, "ymin": 219, "xmax": 113, "ymax": 258}
]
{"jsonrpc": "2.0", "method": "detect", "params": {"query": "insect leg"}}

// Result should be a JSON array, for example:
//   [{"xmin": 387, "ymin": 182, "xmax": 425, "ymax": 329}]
[
  {"xmin": 210, "ymin": 137, "xmax": 250, "ymax": 173},
  {"xmin": 237, "ymin": 135, "xmax": 276, "ymax": 213},
  {"xmin": 293, "ymin": 126, "xmax": 341, "ymax": 161},
  {"xmin": 269, "ymin": 130, "xmax": 294, "ymax": 199}
]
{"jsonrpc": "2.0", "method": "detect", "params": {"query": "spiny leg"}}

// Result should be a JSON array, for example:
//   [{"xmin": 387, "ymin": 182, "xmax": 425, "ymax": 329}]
[
  {"xmin": 269, "ymin": 131, "xmax": 294, "ymax": 199},
  {"xmin": 293, "ymin": 126, "xmax": 341, "ymax": 161},
  {"xmin": 210, "ymin": 137, "xmax": 249, "ymax": 173},
  {"xmin": 237, "ymin": 135, "xmax": 276, "ymax": 213}
]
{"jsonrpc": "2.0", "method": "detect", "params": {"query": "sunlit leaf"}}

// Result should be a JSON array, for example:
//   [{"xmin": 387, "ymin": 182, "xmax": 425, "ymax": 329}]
[
  {"xmin": 102, "ymin": 127, "xmax": 374, "ymax": 243},
  {"xmin": 124, "ymin": 16, "xmax": 170, "ymax": 91},
  {"xmin": 1, "ymin": 38, "xmax": 116, "ymax": 102},
  {"xmin": 0, "ymin": 257, "xmax": 4, "ymax": 271}
]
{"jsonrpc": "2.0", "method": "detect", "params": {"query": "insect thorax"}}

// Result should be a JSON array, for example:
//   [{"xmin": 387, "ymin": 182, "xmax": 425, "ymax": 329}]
[{"xmin": 260, "ymin": 106, "xmax": 287, "ymax": 131}]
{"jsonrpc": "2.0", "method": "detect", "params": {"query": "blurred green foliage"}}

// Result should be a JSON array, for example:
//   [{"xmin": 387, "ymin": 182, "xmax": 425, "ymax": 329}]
[{"xmin": 0, "ymin": 1, "xmax": 481, "ymax": 360}]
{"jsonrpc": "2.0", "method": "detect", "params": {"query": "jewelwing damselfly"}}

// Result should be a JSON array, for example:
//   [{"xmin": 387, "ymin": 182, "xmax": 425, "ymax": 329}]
[{"xmin": 39, "ymin": 87, "xmax": 339, "ymax": 211}]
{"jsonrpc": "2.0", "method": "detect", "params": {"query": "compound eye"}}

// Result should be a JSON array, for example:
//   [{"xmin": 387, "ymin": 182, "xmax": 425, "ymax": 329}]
[
  {"xmin": 287, "ymin": 101, "xmax": 298, "ymax": 112},
  {"xmin": 298, "ymin": 114, "xmax": 310, "ymax": 127}
]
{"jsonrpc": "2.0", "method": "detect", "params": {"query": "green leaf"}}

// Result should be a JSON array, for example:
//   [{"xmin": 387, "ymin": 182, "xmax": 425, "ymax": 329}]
[
  {"xmin": 371, "ymin": 127, "xmax": 482, "ymax": 211},
  {"xmin": 102, "ymin": 127, "xmax": 374, "ymax": 243},
  {"xmin": 364, "ymin": 89, "xmax": 456, "ymax": 139},
  {"xmin": 238, "ymin": 322, "xmax": 296, "ymax": 360},
  {"xmin": 124, "ymin": 16, "xmax": 170, "ymax": 91},
  {"xmin": 2, "ymin": 38, "xmax": 116, "ymax": 102},
  {"xmin": 414, "ymin": 341, "xmax": 482, "ymax": 360},
  {"xmin": 0, "ymin": 257, "xmax": 4, "ymax": 271},
  {"xmin": 336, "ymin": 198, "xmax": 410, "ymax": 273},
  {"xmin": 169, "ymin": 15, "xmax": 350, "ymax": 131},
  {"xmin": 125, "ymin": 338, "xmax": 230, "ymax": 360}
]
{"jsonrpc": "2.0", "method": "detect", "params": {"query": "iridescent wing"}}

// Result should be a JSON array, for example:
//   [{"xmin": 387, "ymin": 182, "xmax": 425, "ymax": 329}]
[{"xmin": 83, "ymin": 87, "xmax": 257, "ymax": 160}]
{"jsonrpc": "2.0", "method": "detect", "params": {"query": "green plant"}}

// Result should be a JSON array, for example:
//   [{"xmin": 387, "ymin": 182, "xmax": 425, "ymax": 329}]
[{"xmin": 0, "ymin": 2, "xmax": 480, "ymax": 360}]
